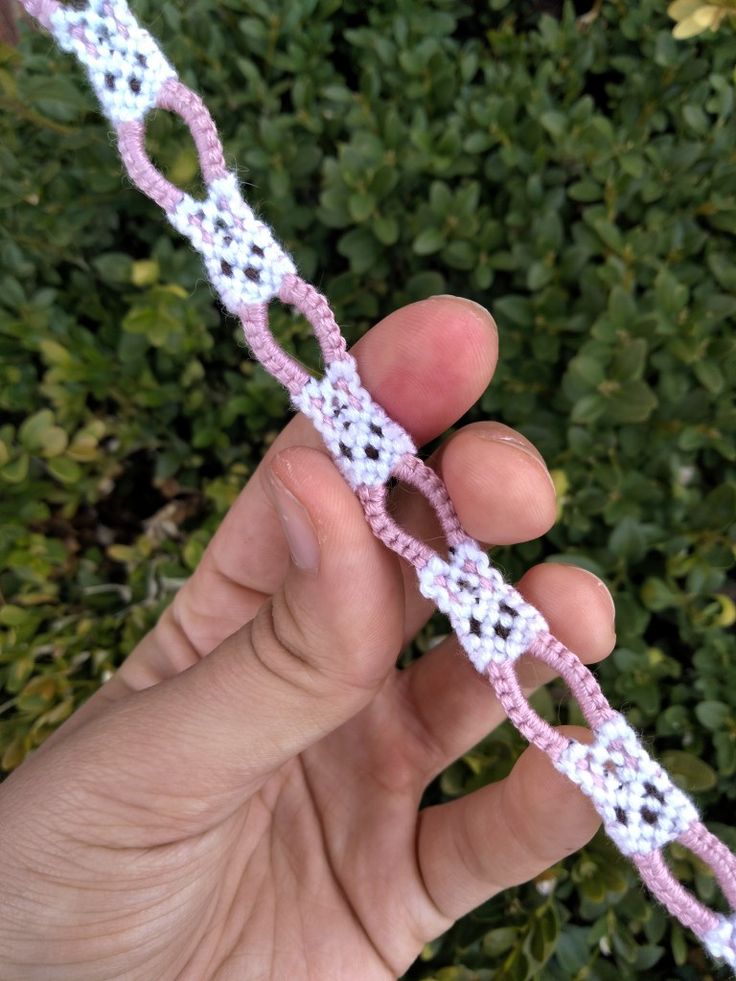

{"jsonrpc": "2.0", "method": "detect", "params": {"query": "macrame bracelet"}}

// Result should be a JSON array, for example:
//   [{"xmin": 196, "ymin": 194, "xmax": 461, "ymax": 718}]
[{"xmin": 17, "ymin": 1, "xmax": 736, "ymax": 971}]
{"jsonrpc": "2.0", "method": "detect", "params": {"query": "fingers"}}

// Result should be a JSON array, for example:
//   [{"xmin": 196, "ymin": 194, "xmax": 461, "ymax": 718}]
[
  {"xmin": 398, "ymin": 564, "xmax": 616, "ymax": 783},
  {"xmin": 415, "ymin": 725, "xmax": 600, "ymax": 928},
  {"xmin": 170, "ymin": 294, "xmax": 499, "ymax": 653},
  {"xmin": 69, "ymin": 448, "xmax": 405, "ymax": 835},
  {"xmin": 435, "ymin": 422, "xmax": 558, "ymax": 545},
  {"xmin": 55, "ymin": 295, "xmax": 496, "ymax": 738}
]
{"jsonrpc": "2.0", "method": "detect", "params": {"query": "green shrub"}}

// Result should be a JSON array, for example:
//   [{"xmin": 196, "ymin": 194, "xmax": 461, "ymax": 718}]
[{"xmin": 1, "ymin": 0, "xmax": 735, "ymax": 976}]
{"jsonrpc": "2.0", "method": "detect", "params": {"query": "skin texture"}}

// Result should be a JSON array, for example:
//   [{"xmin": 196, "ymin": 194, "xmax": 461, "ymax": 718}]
[{"xmin": 0, "ymin": 296, "xmax": 616, "ymax": 980}]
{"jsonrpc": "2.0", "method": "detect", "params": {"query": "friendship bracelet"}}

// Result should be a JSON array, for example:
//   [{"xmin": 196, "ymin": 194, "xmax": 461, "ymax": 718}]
[{"xmin": 16, "ymin": 1, "xmax": 736, "ymax": 971}]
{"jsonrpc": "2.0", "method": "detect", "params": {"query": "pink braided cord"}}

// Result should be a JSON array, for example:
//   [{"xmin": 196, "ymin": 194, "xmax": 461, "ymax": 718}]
[{"xmin": 18, "ymin": 1, "xmax": 736, "ymax": 972}]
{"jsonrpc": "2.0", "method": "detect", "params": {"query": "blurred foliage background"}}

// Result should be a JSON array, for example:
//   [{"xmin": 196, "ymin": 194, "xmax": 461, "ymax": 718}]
[{"xmin": 1, "ymin": 0, "xmax": 735, "ymax": 976}]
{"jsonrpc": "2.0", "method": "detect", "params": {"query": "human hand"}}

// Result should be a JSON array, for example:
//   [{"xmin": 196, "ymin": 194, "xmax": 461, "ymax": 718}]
[{"xmin": 0, "ymin": 296, "xmax": 616, "ymax": 980}]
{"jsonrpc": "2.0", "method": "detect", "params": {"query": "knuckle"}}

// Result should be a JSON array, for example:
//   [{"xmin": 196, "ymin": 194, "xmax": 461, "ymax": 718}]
[{"xmin": 249, "ymin": 592, "xmax": 329, "ymax": 699}]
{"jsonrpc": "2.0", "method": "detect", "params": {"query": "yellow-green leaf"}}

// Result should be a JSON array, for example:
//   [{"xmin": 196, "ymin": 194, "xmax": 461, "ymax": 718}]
[
  {"xmin": 0, "ymin": 453, "xmax": 30, "ymax": 484},
  {"xmin": 2, "ymin": 735, "xmax": 27, "ymax": 771},
  {"xmin": 131, "ymin": 259, "xmax": 160, "ymax": 286},
  {"xmin": 47, "ymin": 457, "xmax": 82, "ymax": 484},
  {"xmin": 19, "ymin": 409, "xmax": 54, "ymax": 451},
  {"xmin": 39, "ymin": 426, "xmax": 69, "ymax": 458},
  {"xmin": 660, "ymin": 750, "xmax": 717, "ymax": 792}
]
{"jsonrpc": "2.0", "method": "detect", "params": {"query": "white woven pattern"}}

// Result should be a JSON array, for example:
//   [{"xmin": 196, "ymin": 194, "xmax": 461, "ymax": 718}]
[
  {"xmin": 554, "ymin": 714, "xmax": 699, "ymax": 856},
  {"xmin": 50, "ymin": 1, "xmax": 176, "ymax": 124},
  {"xmin": 292, "ymin": 357, "xmax": 416, "ymax": 489},
  {"xmin": 417, "ymin": 541, "xmax": 547, "ymax": 670},
  {"xmin": 704, "ymin": 914, "xmax": 736, "ymax": 969},
  {"xmin": 167, "ymin": 174, "xmax": 297, "ymax": 310}
]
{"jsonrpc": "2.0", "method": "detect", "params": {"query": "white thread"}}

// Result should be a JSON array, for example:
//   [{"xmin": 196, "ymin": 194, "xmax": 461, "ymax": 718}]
[
  {"xmin": 554, "ymin": 713, "xmax": 699, "ymax": 856},
  {"xmin": 292, "ymin": 357, "xmax": 416, "ymax": 489},
  {"xmin": 417, "ymin": 541, "xmax": 547, "ymax": 670},
  {"xmin": 168, "ymin": 174, "xmax": 296, "ymax": 310},
  {"xmin": 50, "ymin": 1, "xmax": 176, "ymax": 124},
  {"xmin": 703, "ymin": 914, "xmax": 736, "ymax": 968}
]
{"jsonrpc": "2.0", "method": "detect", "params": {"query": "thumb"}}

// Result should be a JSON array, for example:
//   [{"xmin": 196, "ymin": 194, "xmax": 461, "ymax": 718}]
[{"xmin": 96, "ymin": 446, "xmax": 405, "ymax": 815}]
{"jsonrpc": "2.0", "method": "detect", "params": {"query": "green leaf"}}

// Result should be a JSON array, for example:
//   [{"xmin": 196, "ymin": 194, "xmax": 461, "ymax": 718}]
[
  {"xmin": 641, "ymin": 577, "xmax": 678, "ymax": 612},
  {"xmin": 527, "ymin": 260, "xmax": 553, "ymax": 291},
  {"xmin": 694, "ymin": 359, "xmax": 724, "ymax": 395},
  {"xmin": 19, "ymin": 409, "xmax": 55, "ymax": 452},
  {"xmin": 404, "ymin": 271, "xmax": 446, "ymax": 301},
  {"xmin": 39, "ymin": 339, "xmax": 73, "ymax": 365},
  {"xmin": 695, "ymin": 701, "xmax": 730, "ymax": 732},
  {"xmin": 413, "ymin": 228, "xmax": 445, "ymax": 255},
  {"xmin": 707, "ymin": 251, "xmax": 736, "ymax": 290},
  {"xmin": 660, "ymin": 751, "xmax": 717, "ymax": 793},
  {"xmin": 0, "ymin": 454, "xmax": 30, "ymax": 484},
  {"xmin": 592, "ymin": 217, "xmax": 623, "ymax": 252},
  {"xmin": 0, "ymin": 604, "xmax": 30, "ymax": 626},
  {"xmin": 348, "ymin": 192, "xmax": 374, "ymax": 223},
  {"xmin": 692, "ymin": 483, "xmax": 736, "ymax": 530},
  {"xmin": 571, "ymin": 393, "xmax": 607, "ymax": 424},
  {"xmin": 682, "ymin": 104, "xmax": 708, "ymax": 135},
  {"xmin": 620, "ymin": 153, "xmax": 645, "ymax": 179},
  {"xmin": 131, "ymin": 259, "xmax": 160, "ymax": 287},
  {"xmin": 463, "ymin": 131, "xmax": 493, "ymax": 153},
  {"xmin": 568, "ymin": 179, "xmax": 601, "ymax": 202},
  {"xmin": 39, "ymin": 426, "xmax": 69, "ymax": 458},
  {"xmin": 92, "ymin": 252, "xmax": 133, "ymax": 285},
  {"xmin": 634, "ymin": 945, "xmax": 665, "ymax": 970},
  {"xmin": 606, "ymin": 380, "xmax": 657, "ymax": 423},
  {"xmin": 442, "ymin": 240, "xmax": 476, "ymax": 270},
  {"xmin": 494, "ymin": 294, "xmax": 532, "ymax": 327},
  {"xmin": 608, "ymin": 286, "xmax": 637, "ymax": 329},
  {"xmin": 539, "ymin": 110, "xmax": 566, "ymax": 139},
  {"xmin": 655, "ymin": 268, "xmax": 689, "ymax": 318},
  {"xmin": 611, "ymin": 339, "xmax": 647, "ymax": 381},
  {"xmin": 47, "ymin": 457, "xmax": 82, "ymax": 484},
  {"xmin": 610, "ymin": 517, "xmax": 647, "ymax": 562},
  {"xmin": 483, "ymin": 927, "xmax": 518, "ymax": 956},
  {"xmin": 337, "ymin": 228, "xmax": 380, "ymax": 274},
  {"xmin": 372, "ymin": 215, "xmax": 399, "ymax": 245}
]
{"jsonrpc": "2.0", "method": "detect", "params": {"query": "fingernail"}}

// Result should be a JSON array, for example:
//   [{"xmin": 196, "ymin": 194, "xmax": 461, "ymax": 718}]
[
  {"xmin": 474, "ymin": 430, "xmax": 556, "ymax": 496},
  {"xmin": 475, "ymin": 428, "xmax": 546, "ymax": 467},
  {"xmin": 577, "ymin": 567, "xmax": 616, "ymax": 623},
  {"xmin": 431, "ymin": 294, "xmax": 496, "ymax": 327},
  {"xmin": 269, "ymin": 471, "xmax": 321, "ymax": 574}
]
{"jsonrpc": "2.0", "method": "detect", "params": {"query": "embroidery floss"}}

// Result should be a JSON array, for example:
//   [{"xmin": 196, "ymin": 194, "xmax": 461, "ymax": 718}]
[{"xmin": 15, "ymin": 1, "xmax": 736, "ymax": 971}]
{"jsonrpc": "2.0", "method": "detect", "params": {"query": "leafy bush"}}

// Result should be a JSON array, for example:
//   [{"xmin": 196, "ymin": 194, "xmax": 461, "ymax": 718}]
[{"xmin": 1, "ymin": 0, "xmax": 735, "ymax": 976}]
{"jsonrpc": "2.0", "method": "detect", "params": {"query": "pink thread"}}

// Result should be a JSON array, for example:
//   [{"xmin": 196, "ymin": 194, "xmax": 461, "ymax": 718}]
[
  {"xmin": 356, "ymin": 484, "xmax": 435, "ymax": 568},
  {"xmin": 635, "ymin": 850, "xmax": 719, "ymax": 935},
  {"xmin": 391, "ymin": 454, "xmax": 466, "ymax": 548},
  {"xmin": 156, "ymin": 78, "xmax": 228, "ymax": 184},
  {"xmin": 21, "ymin": 0, "xmax": 58, "ymax": 29},
  {"xmin": 237, "ymin": 304, "xmax": 310, "ymax": 396},
  {"xmin": 528, "ymin": 631, "xmax": 617, "ymax": 730},
  {"xmin": 487, "ymin": 661, "xmax": 568, "ymax": 760},
  {"xmin": 116, "ymin": 121, "xmax": 184, "ymax": 212},
  {"xmin": 680, "ymin": 822, "xmax": 736, "ymax": 909},
  {"xmin": 279, "ymin": 275, "xmax": 349, "ymax": 365}
]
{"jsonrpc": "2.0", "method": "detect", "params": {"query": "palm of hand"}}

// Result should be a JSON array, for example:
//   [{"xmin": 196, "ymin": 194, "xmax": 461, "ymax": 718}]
[{"xmin": 0, "ymin": 298, "xmax": 615, "ymax": 980}]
